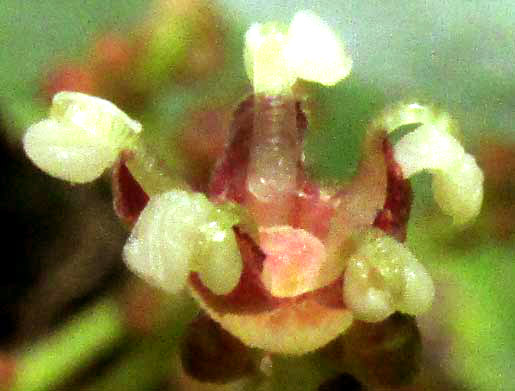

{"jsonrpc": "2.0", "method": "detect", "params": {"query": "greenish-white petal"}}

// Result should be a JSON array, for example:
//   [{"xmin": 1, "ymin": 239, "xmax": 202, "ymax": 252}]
[
  {"xmin": 123, "ymin": 191, "xmax": 205, "ymax": 293},
  {"xmin": 50, "ymin": 92, "xmax": 142, "ymax": 145},
  {"xmin": 397, "ymin": 255, "xmax": 434, "ymax": 315},
  {"xmin": 432, "ymin": 154, "xmax": 484, "ymax": 225},
  {"xmin": 394, "ymin": 125, "xmax": 483, "ymax": 225},
  {"xmin": 343, "ymin": 257, "xmax": 395, "ymax": 322},
  {"xmin": 393, "ymin": 124, "xmax": 464, "ymax": 177}
]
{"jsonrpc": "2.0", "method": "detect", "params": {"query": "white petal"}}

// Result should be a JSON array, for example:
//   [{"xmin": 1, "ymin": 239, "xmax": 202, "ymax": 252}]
[
  {"xmin": 123, "ymin": 191, "xmax": 244, "ymax": 295},
  {"xmin": 394, "ymin": 125, "xmax": 483, "ymax": 224},
  {"xmin": 243, "ymin": 11, "xmax": 351, "ymax": 94},
  {"xmin": 393, "ymin": 124, "xmax": 464, "ymax": 178},
  {"xmin": 376, "ymin": 103, "xmax": 483, "ymax": 225},
  {"xmin": 24, "ymin": 92, "xmax": 142, "ymax": 183}
]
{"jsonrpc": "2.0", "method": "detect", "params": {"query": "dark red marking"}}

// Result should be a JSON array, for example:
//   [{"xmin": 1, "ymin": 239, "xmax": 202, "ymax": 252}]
[
  {"xmin": 374, "ymin": 139, "xmax": 413, "ymax": 242},
  {"xmin": 112, "ymin": 152, "xmax": 149, "ymax": 226},
  {"xmin": 190, "ymin": 227, "xmax": 284, "ymax": 314},
  {"xmin": 208, "ymin": 95, "xmax": 308, "ymax": 205},
  {"xmin": 208, "ymin": 96, "xmax": 255, "ymax": 203}
]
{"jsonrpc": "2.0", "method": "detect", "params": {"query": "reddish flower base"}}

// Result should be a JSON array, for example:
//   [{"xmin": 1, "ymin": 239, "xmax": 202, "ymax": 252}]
[{"xmin": 112, "ymin": 93, "xmax": 413, "ymax": 354}]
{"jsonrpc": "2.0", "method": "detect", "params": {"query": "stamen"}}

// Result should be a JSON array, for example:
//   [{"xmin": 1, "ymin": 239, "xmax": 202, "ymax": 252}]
[
  {"xmin": 343, "ymin": 229, "xmax": 434, "ymax": 322},
  {"xmin": 376, "ymin": 103, "xmax": 484, "ymax": 225},
  {"xmin": 24, "ymin": 92, "xmax": 141, "ymax": 183},
  {"xmin": 123, "ymin": 190, "xmax": 243, "ymax": 295},
  {"xmin": 241, "ymin": 11, "xmax": 352, "ymax": 225},
  {"xmin": 244, "ymin": 10, "xmax": 352, "ymax": 96},
  {"xmin": 248, "ymin": 96, "xmax": 300, "ymax": 202}
]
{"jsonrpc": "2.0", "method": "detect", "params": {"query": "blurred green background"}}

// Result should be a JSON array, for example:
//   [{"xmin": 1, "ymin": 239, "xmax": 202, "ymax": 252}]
[{"xmin": 0, "ymin": 1, "xmax": 513, "ymax": 390}]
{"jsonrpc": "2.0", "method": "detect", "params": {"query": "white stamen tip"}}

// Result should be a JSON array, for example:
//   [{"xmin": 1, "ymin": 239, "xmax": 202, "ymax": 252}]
[
  {"xmin": 286, "ymin": 10, "xmax": 352, "ymax": 86},
  {"xmin": 244, "ymin": 11, "xmax": 352, "ymax": 95},
  {"xmin": 343, "ymin": 230, "xmax": 434, "ymax": 322},
  {"xmin": 23, "ymin": 92, "xmax": 141, "ymax": 183},
  {"xmin": 123, "ymin": 190, "xmax": 243, "ymax": 295},
  {"xmin": 377, "ymin": 103, "xmax": 483, "ymax": 225}
]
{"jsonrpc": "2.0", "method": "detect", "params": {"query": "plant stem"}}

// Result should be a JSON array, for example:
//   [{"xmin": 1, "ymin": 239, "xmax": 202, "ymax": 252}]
[
  {"xmin": 11, "ymin": 297, "xmax": 125, "ymax": 391},
  {"xmin": 126, "ymin": 139, "xmax": 190, "ymax": 196},
  {"xmin": 79, "ymin": 295, "xmax": 198, "ymax": 391}
]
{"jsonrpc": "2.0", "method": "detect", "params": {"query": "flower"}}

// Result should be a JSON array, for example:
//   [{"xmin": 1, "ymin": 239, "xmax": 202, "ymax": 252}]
[{"xmin": 23, "ymin": 10, "xmax": 483, "ymax": 362}]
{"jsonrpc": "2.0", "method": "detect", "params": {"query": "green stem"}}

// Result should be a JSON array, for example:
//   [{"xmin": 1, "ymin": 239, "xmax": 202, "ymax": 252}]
[
  {"xmin": 79, "ymin": 296, "xmax": 198, "ymax": 391},
  {"xmin": 12, "ymin": 297, "xmax": 126, "ymax": 391},
  {"xmin": 125, "ymin": 138, "xmax": 190, "ymax": 196}
]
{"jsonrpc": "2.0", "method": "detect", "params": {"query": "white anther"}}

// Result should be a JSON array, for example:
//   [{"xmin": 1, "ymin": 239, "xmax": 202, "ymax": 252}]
[
  {"xmin": 376, "ymin": 103, "xmax": 483, "ymax": 225},
  {"xmin": 24, "ymin": 92, "xmax": 141, "ymax": 183},
  {"xmin": 244, "ymin": 10, "xmax": 352, "ymax": 95},
  {"xmin": 123, "ymin": 190, "xmax": 243, "ymax": 295},
  {"xmin": 343, "ymin": 230, "xmax": 434, "ymax": 322}
]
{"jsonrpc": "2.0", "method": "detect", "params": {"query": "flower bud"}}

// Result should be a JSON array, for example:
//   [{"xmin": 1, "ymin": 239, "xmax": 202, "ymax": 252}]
[
  {"xmin": 133, "ymin": 0, "xmax": 225, "ymax": 89},
  {"xmin": 41, "ymin": 64, "xmax": 97, "ymax": 102},
  {"xmin": 0, "ymin": 353, "xmax": 15, "ymax": 391}
]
